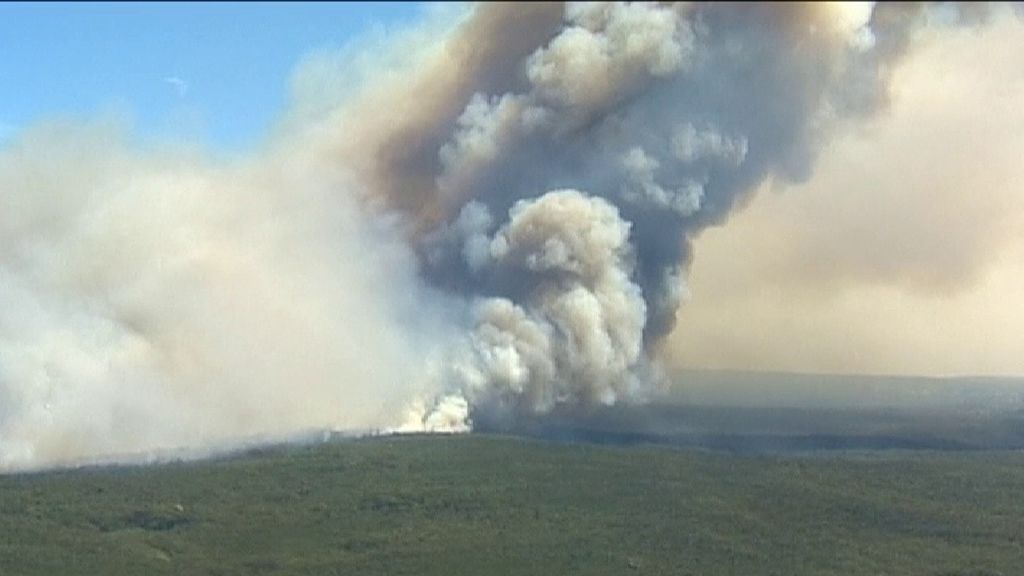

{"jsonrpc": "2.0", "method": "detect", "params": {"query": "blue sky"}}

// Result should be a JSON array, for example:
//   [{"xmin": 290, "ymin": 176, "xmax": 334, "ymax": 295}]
[{"xmin": 0, "ymin": 2, "xmax": 427, "ymax": 150}]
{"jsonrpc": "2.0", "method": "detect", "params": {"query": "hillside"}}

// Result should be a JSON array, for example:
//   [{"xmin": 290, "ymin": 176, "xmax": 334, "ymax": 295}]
[{"xmin": 1, "ymin": 434, "xmax": 1021, "ymax": 575}]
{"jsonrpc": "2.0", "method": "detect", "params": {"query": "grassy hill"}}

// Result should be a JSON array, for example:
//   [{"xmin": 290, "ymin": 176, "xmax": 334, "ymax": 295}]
[{"xmin": 1, "ymin": 434, "xmax": 1021, "ymax": 575}]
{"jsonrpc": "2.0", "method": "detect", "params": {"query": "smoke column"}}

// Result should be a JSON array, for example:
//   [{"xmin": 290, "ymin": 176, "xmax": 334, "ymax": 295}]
[{"xmin": 0, "ymin": 2, "xmax": 996, "ymax": 469}]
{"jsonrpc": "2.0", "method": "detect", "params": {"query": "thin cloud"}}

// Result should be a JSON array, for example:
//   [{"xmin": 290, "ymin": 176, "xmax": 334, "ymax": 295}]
[{"xmin": 163, "ymin": 76, "xmax": 189, "ymax": 97}]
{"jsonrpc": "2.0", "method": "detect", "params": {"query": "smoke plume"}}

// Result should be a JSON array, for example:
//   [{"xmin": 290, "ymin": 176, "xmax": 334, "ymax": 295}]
[{"xmin": 0, "ymin": 2, "xmax": 1002, "ymax": 469}]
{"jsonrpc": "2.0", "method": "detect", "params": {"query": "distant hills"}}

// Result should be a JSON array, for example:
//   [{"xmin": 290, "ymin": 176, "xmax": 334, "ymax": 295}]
[
  {"xmin": 668, "ymin": 369, "xmax": 1024, "ymax": 411},
  {"xmin": 484, "ymin": 369, "xmax": 1024, "ymax": 452}
]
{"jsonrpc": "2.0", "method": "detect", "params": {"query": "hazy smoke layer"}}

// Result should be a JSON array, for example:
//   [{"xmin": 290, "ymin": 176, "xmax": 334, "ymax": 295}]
[
  {"xmin": 0, "ymin": 124, "xmax": 452, "ymax": 469},
  {"xmin": 0, "ymin": 3, "xmax": 994, "ymax": 469},
  {"xmin": 667, "ymin": 9, "xmax": 1024, "ymax": 377}
]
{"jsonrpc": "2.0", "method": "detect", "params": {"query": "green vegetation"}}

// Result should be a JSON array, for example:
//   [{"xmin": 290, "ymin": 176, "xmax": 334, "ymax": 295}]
[{"xmin": 1, "ymin": 434, "xmax": 1022, "ymax": 575}]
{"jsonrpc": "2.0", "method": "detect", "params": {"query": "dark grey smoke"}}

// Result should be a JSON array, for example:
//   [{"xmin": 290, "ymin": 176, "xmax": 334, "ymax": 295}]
[{"xmin": 391, "ymin": 2, "xmax": 951, "ymax": 423}]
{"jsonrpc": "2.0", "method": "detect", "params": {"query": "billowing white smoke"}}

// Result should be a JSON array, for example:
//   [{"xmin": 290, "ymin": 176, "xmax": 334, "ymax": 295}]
[
  {"xmin": 453, "ymin": 191, "xmax": 646, "ymax": 412},
  {"xmin": 1, "ymin": 2, "xmax": 1000, "ymax": 469}
]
